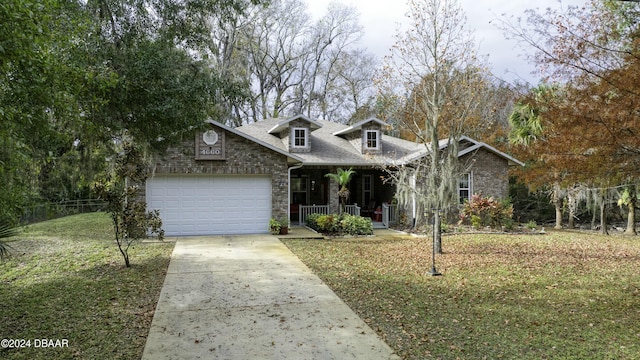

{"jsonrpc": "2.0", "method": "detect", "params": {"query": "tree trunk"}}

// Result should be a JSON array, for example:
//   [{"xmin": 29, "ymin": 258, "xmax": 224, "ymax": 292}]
[
  {"xmin": 434, "ymin": 211, "xmax": 442, "ymax": 254},
  {"xmin": 600, "ymin": 198, "xmax": 608, "ymax": 235},
  {"xmin": 567, "ymin": 209, "xmax": 575, "ymax": 229},
  {"xmin": 626, "ymin": 201, "xmax": 636, "ymax": 235},
  {"xmin": 554, "ymin": 194, "xmax": 563, "ymax": 230}
]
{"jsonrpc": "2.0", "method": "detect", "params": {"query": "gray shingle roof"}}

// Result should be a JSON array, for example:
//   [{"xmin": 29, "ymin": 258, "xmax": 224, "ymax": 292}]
[
  {"xmin": 235, "ymin": 117, "xmax": 523, "ymax": 167},
  {"xmin": 236, "ymin": 118, "xmax": 424, "ymax": 166}
]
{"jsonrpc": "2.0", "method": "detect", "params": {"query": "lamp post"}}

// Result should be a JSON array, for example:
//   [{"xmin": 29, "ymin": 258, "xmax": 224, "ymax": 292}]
[{"xmin": 429, "ymin": 209, "xmax": 442, "ymax": 276}]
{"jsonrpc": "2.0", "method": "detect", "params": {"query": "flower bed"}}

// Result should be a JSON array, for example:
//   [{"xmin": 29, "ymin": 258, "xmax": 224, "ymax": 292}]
[{"xmin": 305, "ymin": 213, "xmax": 373, "ymax": 236}]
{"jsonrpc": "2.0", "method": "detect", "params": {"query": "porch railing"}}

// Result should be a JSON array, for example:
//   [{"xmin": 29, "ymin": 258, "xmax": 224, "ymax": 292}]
[
  {"xmin": 344, "ymin": 204, "xmax": 361, "ymax": 216},
  {"xmin": 382, "ymin": 203, "xmax": 398, "ymax": 228},
  {"xmin": 299, "ymin": 205, "xmax": 329, "ymax": 225},
  {"xmin": 298, "ymin": 204, "xmax": 361, "ymax": 225}
]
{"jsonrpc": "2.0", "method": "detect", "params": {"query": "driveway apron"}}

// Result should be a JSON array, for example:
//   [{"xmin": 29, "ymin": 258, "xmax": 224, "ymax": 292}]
[{"xmin": 142, "ymin": 235, "xmax": 398, "ymax": 359}]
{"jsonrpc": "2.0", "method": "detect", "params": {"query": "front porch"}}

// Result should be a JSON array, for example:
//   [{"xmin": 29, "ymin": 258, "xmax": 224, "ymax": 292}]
[
  {"xmin": 291, "ymin": 203, "xmax": 398, "ymax": 229},
  {"xmin": 289, "ymin": 166, "xmax": 397, "ymax": 226}
]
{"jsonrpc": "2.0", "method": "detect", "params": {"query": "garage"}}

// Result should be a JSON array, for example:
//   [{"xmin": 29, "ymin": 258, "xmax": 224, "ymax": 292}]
[{"xmin": 146, "ymin": 175, "xmax": 272, "ymax": 236}]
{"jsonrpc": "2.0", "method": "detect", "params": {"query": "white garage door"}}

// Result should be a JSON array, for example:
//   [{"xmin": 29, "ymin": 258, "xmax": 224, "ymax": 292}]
[{"xmin": 146, "ymin": 175, "xmax": 272, "ymax": 236}]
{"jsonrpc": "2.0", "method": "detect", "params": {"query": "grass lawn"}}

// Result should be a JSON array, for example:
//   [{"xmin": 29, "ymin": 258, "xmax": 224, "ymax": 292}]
[
  {"xmin": 283, "ymin": 231, "xmax": 640, "ymax": 359},
  {"xmin": 0, "ymin": 212, "xmax": 174, "ymax": 359}
]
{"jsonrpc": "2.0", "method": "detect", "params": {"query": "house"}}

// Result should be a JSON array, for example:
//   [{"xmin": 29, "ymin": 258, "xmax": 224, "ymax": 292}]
[{"xmin": 146, "ymin": 115, "xmax": 523, "ymax": 236}]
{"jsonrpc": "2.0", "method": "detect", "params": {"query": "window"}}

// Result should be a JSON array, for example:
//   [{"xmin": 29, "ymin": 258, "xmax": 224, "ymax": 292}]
[
  {"xmin": 459, "ymin": 173, "xmax": 471, "ymax": 204},
  {"xmin": 292, "ymin": 128, "xmax": 308, "ymax": 148},
  {"xmin": 291, "ymin": 176, "xmax": 308, "ymax": 204},
  {"xmin": 365, "ymin": 130, "xmax": 379, "ymax": 150},
  {"xmin": 362, "ymin": 175, "xmax": 374, "ymax": 206}
]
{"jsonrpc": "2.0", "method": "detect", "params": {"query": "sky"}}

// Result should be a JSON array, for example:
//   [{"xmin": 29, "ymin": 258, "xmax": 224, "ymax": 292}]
[{"xmin": 306, "ymin": 0, "xmax": 586, "ymax": 84}]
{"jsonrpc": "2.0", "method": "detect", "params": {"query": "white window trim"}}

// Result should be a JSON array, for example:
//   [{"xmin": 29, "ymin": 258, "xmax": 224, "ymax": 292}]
[
  {"xmin": 364, "ymin": 130, "xmax": 380, "ymax": 150},
  {"xmin": 291, "ymin": 127, "xmax": 308, "ymax": 148},
  {"xmin": 458, "ymin": 172, "xmax": 473, "ymax": 203}
]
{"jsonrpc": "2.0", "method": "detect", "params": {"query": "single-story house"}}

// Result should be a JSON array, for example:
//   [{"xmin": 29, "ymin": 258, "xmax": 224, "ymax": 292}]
[{"xmin": 146, "ymin": 115, "xmax": 523, "ymax": 236}]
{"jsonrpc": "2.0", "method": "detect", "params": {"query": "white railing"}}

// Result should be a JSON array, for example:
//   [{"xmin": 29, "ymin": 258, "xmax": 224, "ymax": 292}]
[
  {"xmin": 299, "ymin": 205, "xmax": 330, "ymax": 225},
  {"xmin": 344, "ymin": 204, "xmax": 361, "ymax": 216},
  {"xmin": 382, "ymin": 203, "xmax": 398, "ymax": 228},
  {"xmin": 298, "ymin": 204, "xmax": 361, "ymax": 225}
]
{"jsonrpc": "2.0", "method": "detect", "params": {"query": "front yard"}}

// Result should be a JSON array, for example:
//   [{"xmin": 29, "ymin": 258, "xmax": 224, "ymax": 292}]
[
  {"xmin": 0, "ymin": 213, "xmax": 174, "ymax": 359},
  {"xmin": 283, "ymin": 231, "xmax": 640, "ymax": 359},
  {"xmin": 2, "ymin": 212, "xmax": 639, "ymax": 359}
]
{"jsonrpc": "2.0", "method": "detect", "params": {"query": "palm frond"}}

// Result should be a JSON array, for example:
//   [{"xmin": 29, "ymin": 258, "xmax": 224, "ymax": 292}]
[{"xmin": 0, "ymin": 222, "xmax": 18, "ymax": 260}]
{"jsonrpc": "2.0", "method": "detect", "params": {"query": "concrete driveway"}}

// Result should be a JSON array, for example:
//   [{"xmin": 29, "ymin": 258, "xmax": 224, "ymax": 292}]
[{"xmin": 141, "ymin": 235, "xmax": 398, "ymax": 359}]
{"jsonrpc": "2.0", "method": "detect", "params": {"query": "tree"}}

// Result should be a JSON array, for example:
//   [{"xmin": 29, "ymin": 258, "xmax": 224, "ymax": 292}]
[
  {"xmin": 237, "ymin": 0, "xmax": 372, "ymax": 123},
  {"xmin": 241, "ymin": 0, "xmax": 310, "ymax": 122},
  {"xmin": 1, "ymin": 0, "xmax": 266, "ymax": 227},
  {"xmin": 0, "ymin": 0, "xmax": 98, "ymax": 224},
  {"xmin": 508, "ymin": 84, "xmax": 568, "ymax": 230},
  {"xmin": 325, "ymin": 168, "xmax": 356, "ymax": 214},
  {"xmin": 335, "ymin": 49, "xmax": 378, "ymax": 123},
  {"xmin": 617, "ymin": 185, "xmax": 638, "ymax": 235},
  {"xmin": 380, "ymin": 0, "xmax": 488, "ymax": 253},
  {"xmin": 508, "ymin": 103, "xmax": 543, "ymax": 147},
  {"xmin": 502, "ymin": 0, "xmax": 640, "ymax": 234},
  {"xmin": 299, "ymin": 2, "xmax": 364, "ymax": 120},
  {"xmin": 94, "ymin": 142, "xmax": 164, "ymax": 267}
]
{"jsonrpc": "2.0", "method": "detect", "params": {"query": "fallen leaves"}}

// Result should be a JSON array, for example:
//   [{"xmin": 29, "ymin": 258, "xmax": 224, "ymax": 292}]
[{"xmin": 284, "ymin": 230, "xmax": 640, "ymax": 359}]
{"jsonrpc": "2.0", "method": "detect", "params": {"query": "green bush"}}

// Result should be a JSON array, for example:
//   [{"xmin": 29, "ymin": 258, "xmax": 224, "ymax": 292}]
[
  {"xmin": 502, "ymin": 218, "xmax": 515, "ymax": 231},
  {"xmin": 471, "ymin": 215, "xmax": 482, "ymax": 229},
  {"xmin": 340, "ymin": 214, "xmax": 373, "ymax": 235},
  {"xmin": 317, "ymin": 214, "xmax": 340, "ymax": 233},
  {"xmin": 305, "ymin": 213, "xmax": 322, "ymax": 231},
  {"xmin": 305, "ymin": 213, "xmax": 372, "ymax": 235}
]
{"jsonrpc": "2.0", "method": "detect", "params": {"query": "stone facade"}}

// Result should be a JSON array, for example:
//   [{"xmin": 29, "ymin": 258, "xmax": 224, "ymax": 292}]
[
  {"xmin": 148, "ymin": 119, "xmax": 516, "ymax": 231},
  {"xmin": 463, "ymin": 148, "xmax": 510, "ymax": 200},
  {"xmin": 150, "ymin": 125, "xmax": 290, "ymax": 221}
]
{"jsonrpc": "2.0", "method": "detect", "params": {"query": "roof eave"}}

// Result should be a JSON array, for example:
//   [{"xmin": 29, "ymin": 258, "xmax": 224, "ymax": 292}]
[
  {"xmin": 206, "ymin": 120, "xmax": 304, "ymax": 162},
  {"xmin": 332, "ymin": 117, "xmax": 389, "ymax": 136},
  {"xmin": 267, "ymin": 115, "xmax": 323, "ymax": 134},
  {"xmin": 458, "ymin": 142, "xmax": 525, "ymax": 166}
]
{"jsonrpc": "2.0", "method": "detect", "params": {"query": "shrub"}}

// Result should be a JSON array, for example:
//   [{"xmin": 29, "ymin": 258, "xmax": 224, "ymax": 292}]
[
  {"xmin": 340, "ymin": 214, "xmax": 373, "ymax": 235},
  {"xmin": 461, "ymin": 194, "xmax": 514, "ymax": 229},
  {"xmin": 502, "ymin": 218, "xmax": 515, "ymax": 231},
  {"xmin": 306, "ymin": 213, "xmax": 372, "ymax": 235},
  {"xmin": 316, "ymin": 214, "xmax": 339, "ymax": 233},
  {"xmin": 305, "ymin": 213, "xmax": 323, "ymax": 231},
  {"xmin": 269, "ymin": 218, "xmax": 281, "ymax": 234},
  {"xmin": 470, "ymin": 215, "xmax": 482, "ymax": 229}
]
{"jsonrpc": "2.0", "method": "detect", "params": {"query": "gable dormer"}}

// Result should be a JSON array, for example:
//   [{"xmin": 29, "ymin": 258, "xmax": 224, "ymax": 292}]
[
  {"xmin": 332, "ymin": 117, "xmax": 387, "ymax": 155},
  {"xmin": 267, "ymin": 115, "xmax": 322, "ymax": 153}
]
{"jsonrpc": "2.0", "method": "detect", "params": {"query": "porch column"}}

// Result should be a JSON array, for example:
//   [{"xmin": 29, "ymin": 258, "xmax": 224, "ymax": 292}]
[{"xmin": 328, "ymin": 176, "xmax": 340, "ymax": 214}]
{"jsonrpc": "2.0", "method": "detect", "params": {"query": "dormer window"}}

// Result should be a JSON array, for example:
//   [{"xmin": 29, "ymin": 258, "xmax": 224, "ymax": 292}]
[
  {"xmin": 365, "ymin": 130, "xmax": 379, "ymax": 150},
  {"xmin": 292, "ymin": 127, "xmax": 308, "ymax": 148}
]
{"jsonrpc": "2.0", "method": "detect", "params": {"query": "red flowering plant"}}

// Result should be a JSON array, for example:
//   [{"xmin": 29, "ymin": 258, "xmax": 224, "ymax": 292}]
[{"xmin": 460, "ymin": 194, "xmax": 514, "ymax": 229}]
